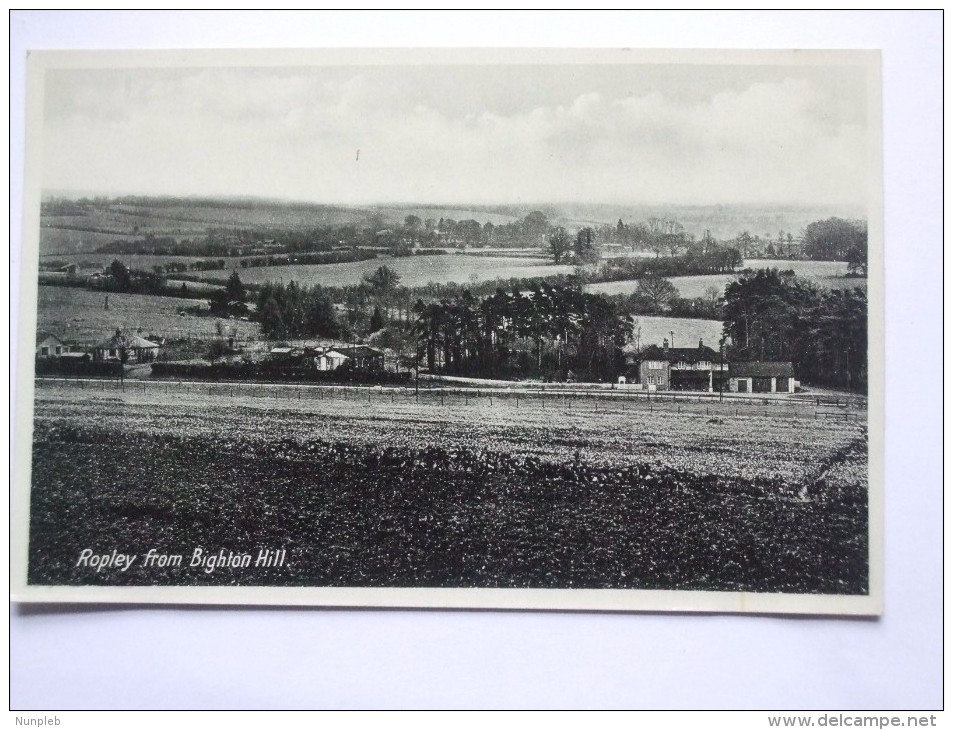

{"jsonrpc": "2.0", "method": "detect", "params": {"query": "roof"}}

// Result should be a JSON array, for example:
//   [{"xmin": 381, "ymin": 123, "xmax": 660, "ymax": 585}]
[
  {"xmin": 269, "ymin": 347, "xmax": 294, "ymax": 354},
  {"xmin": 96, "ymin": 331, "xmax": 160, "ymax": 350},
  {"xmin": 36, "ymin": 331, "xmax": 63, "ymax": 345},
  {"xmin": 635, "ymin": 344, "xmax": 724, "ymax": 365},
  {"xmin": 729, "ymin": 361, "xmax": 794, "ymax": 378},
  {"xmin": 337, "ymin": 345, "xmax": 384, "ymax": 358}
]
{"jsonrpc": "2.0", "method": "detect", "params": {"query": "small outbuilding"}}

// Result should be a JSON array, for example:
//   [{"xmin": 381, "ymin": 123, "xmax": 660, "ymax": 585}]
[{"xmin": 728, "ymin": 362, "xmax": 795, "ymax": 394}]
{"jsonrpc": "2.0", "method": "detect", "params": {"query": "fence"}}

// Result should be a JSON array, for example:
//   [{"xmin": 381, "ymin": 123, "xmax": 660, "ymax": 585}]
[{"xmin": 33, "ymin": 376, "xmax": 867, "ymax": 422}]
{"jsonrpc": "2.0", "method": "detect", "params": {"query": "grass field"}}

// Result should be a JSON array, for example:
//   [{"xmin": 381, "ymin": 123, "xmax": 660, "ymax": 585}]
[
  {"xmin": 38, "ymin": 202, "xmax": 521, "ymax": 255},
  {"xmin": 35, "ymin": 285, "xmax": 262, "ymax": 344},
  {"xmin": 587, "ymin": 259, "xmax": 863, "ymax": 298},
  {"xmin": 27, "ymin": 383, "xmax": 868, "ymax": 592},
  {"xmin": 205, "ymin": 253, "xmax": 568, "ymax": 287},
  {"xmin": 39, "ymin": 251, "xmax": 569, "ymax": 288}
]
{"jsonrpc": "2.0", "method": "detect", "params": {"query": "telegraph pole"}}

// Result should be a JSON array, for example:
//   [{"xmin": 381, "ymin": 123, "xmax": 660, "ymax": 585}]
[{"xmin": 719, "ymin": 338, "xmax": 726, "ymax": 403}]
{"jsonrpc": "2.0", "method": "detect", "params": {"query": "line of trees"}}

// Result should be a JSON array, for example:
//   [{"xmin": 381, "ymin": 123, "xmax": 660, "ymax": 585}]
[
  {"xmin": 802, "ymin": 217, "xmax": 867, "ymax": 262},
  {"xmin": 722, "ymin": 269, "xmax": 868, "ymax": 392},
  {"xmin": 254, "ymin": 280, "xmax": 340, "ymax": 340},
  {"xmin": 413, "ymin": 283, "xmax": 629, "ymax": 382},
  {"xmin": 229, "ymin": 264, "xmax": 866, "ymax": 391},
  {"xmin": 595, "ymin": 247, "xmax": 743, "ymax": 281}
]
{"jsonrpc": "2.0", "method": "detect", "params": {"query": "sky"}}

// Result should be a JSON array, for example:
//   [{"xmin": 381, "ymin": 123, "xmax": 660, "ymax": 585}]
[{"xmin": 40, "ymin": 57, "xmax": 873, "ymax": 208}]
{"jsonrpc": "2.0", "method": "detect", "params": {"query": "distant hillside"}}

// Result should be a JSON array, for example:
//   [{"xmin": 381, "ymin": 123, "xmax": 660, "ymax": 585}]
[
  {"xmin": 38, "ymin": 194, "xmax": 866, "ymax": 256},
  {"xmin": 550, "ymin": 202, "xmax": 867, "ymax": 241}
]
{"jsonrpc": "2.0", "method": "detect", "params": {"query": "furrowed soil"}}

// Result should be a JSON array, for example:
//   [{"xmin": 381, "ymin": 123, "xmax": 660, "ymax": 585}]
[{"xmin": 27, "ymin": 383, "xmax": 868, "ymax": 593}]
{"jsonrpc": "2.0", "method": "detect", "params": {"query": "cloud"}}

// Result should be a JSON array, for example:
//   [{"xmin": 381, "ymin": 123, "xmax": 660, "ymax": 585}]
[{"xmin": 41, "ymin": 66, "xmax": 870, "ymax": 207}]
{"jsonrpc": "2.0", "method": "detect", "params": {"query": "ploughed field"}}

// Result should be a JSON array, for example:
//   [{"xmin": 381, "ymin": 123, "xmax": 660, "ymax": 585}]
[{"xmin": 28, "ymin": 383, "xmax": 868, "ymax": 593}]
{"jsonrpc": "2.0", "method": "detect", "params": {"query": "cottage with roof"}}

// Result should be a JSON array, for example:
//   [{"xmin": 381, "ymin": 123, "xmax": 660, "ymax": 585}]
[
  {"xmin": 36, "ymin": 332, "xmax": 69, "ymax": 359},
  {"xmin": 93, "ymin": 329, "xmax": 160, "ymax": 364},
  {"xmin": 336, "ymin": 345, "xmax": 385, "ymax": 371},
  {"xmin": 630, "ymin": 338, "xmax": 728, "ymax": 392}
]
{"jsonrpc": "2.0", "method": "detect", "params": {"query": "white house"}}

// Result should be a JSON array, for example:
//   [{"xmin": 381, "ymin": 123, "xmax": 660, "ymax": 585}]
[
  {"xmin": 36, "ymin": 332, "xmax": 68, "ymax": 358},
  {"xmin": 314, "ymin": 348, "xmax": 350, "ymax": 371}
]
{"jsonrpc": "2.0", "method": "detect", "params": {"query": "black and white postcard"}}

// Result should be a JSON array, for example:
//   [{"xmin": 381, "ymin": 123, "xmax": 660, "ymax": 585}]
[{"xmin": 12, "ymin": 48, "xmax": 883, "ymax": 613}]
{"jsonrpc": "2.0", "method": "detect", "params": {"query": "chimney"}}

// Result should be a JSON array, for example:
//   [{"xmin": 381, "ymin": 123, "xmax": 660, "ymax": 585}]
[
  {"xmin": 662, "ymin": 338, "xmax": 669, "ymax": 352},
  {"xmin": 699, "ymin": 338, "xmax": 704, "ymax": 349}
]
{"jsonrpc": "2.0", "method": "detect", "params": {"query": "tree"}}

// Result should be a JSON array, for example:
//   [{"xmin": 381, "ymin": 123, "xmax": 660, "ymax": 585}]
[
  {"xmin": 259, "ymin": 297, "xmax": 286, "ymax": 339},
  {"xmin": 615, "ymin": 219, "xmax": 629, "ymax": 246},
  {"xmin": 802, "ymin": 217, "xmax": 867, "ymax": 261},
  {"xmin": 846, "ymin": 244, "xmax": 868, "ymax": 276},
  {"xmin": 574, "ymin": 227, "xmax": 599, "ymax": 264},
  {"xmin": 369, "ymin": 305, "xmax": 385, "ymax": 332},
  {"xmin": 736, "ymin": 231, "xmax": 753, "ymax": 258},
  {"xmin": 663, "ymin": 219, "xmax": 686, "ymax": 257},
  {"xmin": 722, "ymin": 268, "xmax": 819, "ymax": 363},
  {"xmin": 210, "ymin": 271, "xmax": 248, "ymax": 316},
  {"xmin": 207, "ymin": 339, "xmax": 228, "ymax": 365},
  {"xmin": 106, "ymin": 328, "xmax": 137, "ymax": 391},
  {"xmin": 646, "ymin": 218, "xmax": 667, "ymax": 258},
  {"xmin": 224, "ymin": 271, "xmax": 245, "ymax": 303},
  {"xmin": 636, "ymin": 274, "xmax": 678, "ymax": 313},
  {"xmin": 703, "ymin": 285, "xmax": 722, "ymax": 306},
  {"xmin": 364, "ymin": 265, "xmax": 401, "ymax": 293},
  {"xmin": 457, "ymin": 219, "xmax": 483, "ymax": 247},
  {"xmin": 107, "ymin": 260, "xmax": 132, "ymax": 291},
  {"xmin": 304, "ymin": 287, "xmax": 339, "ymax": 338},
  {"xmin": 547, "ymin": 226, "xmax": 572, "ymax": 264}
]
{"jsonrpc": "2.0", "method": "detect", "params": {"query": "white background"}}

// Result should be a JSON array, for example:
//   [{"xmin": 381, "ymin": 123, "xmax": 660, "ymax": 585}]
[{"xmin": 7, "ymin": 10, "xmax": 943, "ymax": 710}]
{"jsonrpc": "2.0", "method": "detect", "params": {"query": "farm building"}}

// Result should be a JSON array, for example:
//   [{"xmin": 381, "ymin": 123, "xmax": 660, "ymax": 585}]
[
  {"xmin": 36, "ymin": 332, "xmax": 69, "ymax": 358},
  {"xmin": 727, "ymin": 362, "xmax": 795, "ymax": 394},
  {"xmin": 628, "ymin": 339, "xmax": 728, "ymax": 392},
  {"xmin": 267, "ymin": 346, "xmax": 298, "ymax": 361},
  {"xmin": 93, "ymin": 329, "xmax": 161, "ymax": 363}
]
